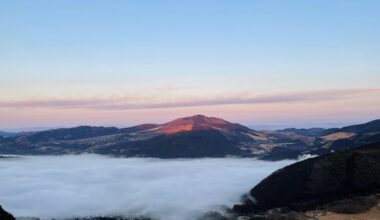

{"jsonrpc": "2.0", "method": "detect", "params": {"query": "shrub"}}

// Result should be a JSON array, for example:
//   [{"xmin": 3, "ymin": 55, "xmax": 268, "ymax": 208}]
[{"xmin": 326, "ymin": 195, "xmax": 377, "ymax": 214}]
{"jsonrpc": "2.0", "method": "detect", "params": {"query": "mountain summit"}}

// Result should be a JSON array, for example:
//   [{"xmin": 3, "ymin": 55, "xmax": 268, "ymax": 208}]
[{"xmin": 159, "ymin": 115, "xmax": 248, "ymax": 134}]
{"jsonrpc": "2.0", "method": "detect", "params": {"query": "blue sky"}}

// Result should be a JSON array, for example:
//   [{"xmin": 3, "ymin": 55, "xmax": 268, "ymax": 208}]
[{"xmin": 0, "ymin": 1, "xmax": 379, "ymax": 129}]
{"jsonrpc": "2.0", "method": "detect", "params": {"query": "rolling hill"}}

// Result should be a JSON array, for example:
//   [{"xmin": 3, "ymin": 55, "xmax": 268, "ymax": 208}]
[{"xmin": 0, "ymin": 115, "xmax": 379, "ymax": 159}]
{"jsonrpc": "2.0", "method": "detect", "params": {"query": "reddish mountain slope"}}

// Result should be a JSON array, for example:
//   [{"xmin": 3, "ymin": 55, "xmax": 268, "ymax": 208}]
[{"xmin": 159, "ymin": 114, "xmax": 248, "ymax": 134}]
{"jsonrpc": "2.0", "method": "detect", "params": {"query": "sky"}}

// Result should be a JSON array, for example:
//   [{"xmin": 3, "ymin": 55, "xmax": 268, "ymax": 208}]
[{"xmin": 0, "ymin": 0, "xmax": 379, "ymax": 130}]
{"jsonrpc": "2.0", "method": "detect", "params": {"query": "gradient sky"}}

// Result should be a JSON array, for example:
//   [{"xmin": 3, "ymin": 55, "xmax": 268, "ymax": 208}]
[{"xmin": 1, "ymin": 0, "xmax": 380, "ymax": 130}]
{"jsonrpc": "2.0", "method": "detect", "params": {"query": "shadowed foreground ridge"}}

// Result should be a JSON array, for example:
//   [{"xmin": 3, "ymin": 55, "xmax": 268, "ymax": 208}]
[
  {"xmin": 0, "ymin": 206, "xmax": 15, "ymax": 220},
  {"xmin": 233, "ymin": 141, "xmax": 380, "ymax": 214}
]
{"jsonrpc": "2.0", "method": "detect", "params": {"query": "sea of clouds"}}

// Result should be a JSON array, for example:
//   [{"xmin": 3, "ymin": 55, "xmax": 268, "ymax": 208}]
[{"xmin": 0, "ymin": 155, "xmax": 296, "ymax": 220}]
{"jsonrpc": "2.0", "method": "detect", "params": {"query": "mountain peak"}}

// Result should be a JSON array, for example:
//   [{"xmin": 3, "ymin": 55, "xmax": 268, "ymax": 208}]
[{"xmin": 159, "ymin": 115, "xmax": 247, "ymax": 134}]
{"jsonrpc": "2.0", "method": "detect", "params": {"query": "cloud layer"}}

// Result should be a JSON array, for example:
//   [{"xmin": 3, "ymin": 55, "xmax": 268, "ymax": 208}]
[
  {"xmin": 0, "ymin": 155, "xmax": 294, "ymax": 220},
  {"xmin": 0, "ymin": 88, "xmax": 379, "ymax": 110}
]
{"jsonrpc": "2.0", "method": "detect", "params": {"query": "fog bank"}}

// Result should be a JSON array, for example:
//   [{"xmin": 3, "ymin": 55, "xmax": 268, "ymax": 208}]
[{"xmin": 0, "ymin": 155, "xmax": 295, "ymax": 220}]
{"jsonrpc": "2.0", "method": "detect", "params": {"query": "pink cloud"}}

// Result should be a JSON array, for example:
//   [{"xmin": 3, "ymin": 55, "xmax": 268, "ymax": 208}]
[{"xmin": 0, "ymin": 88, "xmax": 379, "ymax": 110}]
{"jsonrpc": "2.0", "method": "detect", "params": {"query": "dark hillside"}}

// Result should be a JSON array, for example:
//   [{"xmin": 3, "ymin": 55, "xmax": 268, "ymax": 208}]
[{"xmin": 233, "ymin": 141, "xmax": 380, "ymax": 213}]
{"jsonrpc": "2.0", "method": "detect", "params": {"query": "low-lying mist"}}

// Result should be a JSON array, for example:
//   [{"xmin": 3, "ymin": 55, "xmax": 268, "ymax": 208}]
[{"xmin": 0, "ymin": 155, "xmax": 296, "ymax": 220}]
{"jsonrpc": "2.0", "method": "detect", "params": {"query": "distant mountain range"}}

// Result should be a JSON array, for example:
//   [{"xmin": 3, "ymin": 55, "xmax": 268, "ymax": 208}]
[
  {"xmin": 0, "ymin": 131, "xmax": 16, "ymax": 137},
  {"xmin": 1, "ymin": 115, "xmax": 379, "ymax": 159}
]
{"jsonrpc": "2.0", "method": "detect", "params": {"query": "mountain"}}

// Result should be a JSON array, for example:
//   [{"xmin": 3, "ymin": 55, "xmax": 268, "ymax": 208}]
[
  {"xmin": 19, "ymin": 126, "xmax": 121, "ymax": 143},
  {"xmin": 158, "ymin": 114, "xmax": 249, "ymax": 134},
  {"xmin": 0, "ymin": 131, "xmax": 16, "ymax": 137},
  {"xmin": 0, "ymin": 115, "xmax": 314, "ymax": 158},
  {"xmin": 326, "ymin": 119, "xmax": 380, "ymax": 134},
  {"xmin": 233, "ymin": 141, "xmax": 380, "ymax": 214},
  {"xmin": 276, "ymin": 127, "xmax": 326, "ymax": 137},
  {"xmin": 1, "ymin": 115, "xmax": 379, "ymax": 159},
  {"xmin": 301, "ymin": 119, "xmax": 380, "ymax": 156},
  {"xmin": 262, "ymin": 119, "xmax": 380, "ymax": 160}
]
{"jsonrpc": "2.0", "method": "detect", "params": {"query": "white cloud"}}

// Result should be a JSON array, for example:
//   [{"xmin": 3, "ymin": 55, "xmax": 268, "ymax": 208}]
[{"xmin": 0, "ymin": 155, "xmax": 295, "ymax": 220}]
